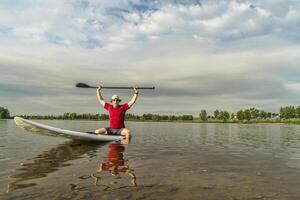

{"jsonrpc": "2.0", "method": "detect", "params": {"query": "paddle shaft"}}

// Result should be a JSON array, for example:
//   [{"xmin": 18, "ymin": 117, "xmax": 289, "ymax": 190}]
[
  {"xmin": 87, "ymin": 86, "xmax": 154, "ymax": 89},
  {"xmin": 76, "ymin": 83, "xmax": 155, "ymax": 90}
]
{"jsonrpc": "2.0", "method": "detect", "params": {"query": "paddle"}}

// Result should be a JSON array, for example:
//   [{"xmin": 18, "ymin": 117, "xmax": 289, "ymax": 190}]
[{"xmin": 76, "ymin": 83, "xmax": 155, "ymax": 90}]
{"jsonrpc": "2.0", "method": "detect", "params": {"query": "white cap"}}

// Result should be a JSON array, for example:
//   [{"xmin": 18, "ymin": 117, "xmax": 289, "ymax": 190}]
[{"xmin": 111, "ymin": 94, "xmax": 121, "ymax": 102}]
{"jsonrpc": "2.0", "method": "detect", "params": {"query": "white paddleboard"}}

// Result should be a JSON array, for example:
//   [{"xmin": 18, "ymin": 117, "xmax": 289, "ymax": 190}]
[{"xmin": 14, "ymin": 117, "xmax": 122, "ymax": 142}]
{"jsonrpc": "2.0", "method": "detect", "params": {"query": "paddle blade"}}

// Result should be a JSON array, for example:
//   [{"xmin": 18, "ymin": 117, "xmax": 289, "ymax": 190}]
[{"xmin": 76, "ymin": 83, "xmax": 92, "ymax": 88}]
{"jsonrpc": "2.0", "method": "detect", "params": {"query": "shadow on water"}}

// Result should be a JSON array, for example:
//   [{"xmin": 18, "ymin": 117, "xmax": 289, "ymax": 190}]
[{"xmin": 5, "ymin": 140, "xmax": 107, "ymax": 193}]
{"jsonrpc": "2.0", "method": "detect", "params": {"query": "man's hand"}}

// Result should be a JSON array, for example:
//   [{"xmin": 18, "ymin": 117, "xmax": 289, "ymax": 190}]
[
  {"xmin": 96, "ymin": 85, "xmax": 102, "ymax": 91},
  {"xmin": 133, "ymin": 86, "xmax": 139, "ymax": 94}
]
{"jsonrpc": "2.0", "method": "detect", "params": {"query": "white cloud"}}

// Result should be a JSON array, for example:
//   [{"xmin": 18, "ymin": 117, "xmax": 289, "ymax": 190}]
[{"xmin": 1, "ymin": 0, "xmax": 299, "ymax": 50}]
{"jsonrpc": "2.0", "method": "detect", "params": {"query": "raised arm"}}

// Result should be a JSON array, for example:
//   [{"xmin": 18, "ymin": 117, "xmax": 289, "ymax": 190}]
[
  {"xmin": 96, "ymin": 85, "xmax": 106, "ymax": 107},
  {"xmin": 128, "ymin": 87, "xmax": 139, "ymax": 108}
]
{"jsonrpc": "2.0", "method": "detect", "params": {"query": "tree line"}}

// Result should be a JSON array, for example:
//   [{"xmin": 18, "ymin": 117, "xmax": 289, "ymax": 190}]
[
  {"xmin": 2, "ymin": 105, "xmax": 300, "ymax": 122},
  {"xmin": 279, "ymin": 106, "xmax": 300, "ymax": 119},
  {"xmin": 199, "ymin": 108, "xmax": 279, "ymax": 122},
  {"xmin": 0, "ymin": 107, "xmax": 10, "ymax": 119},
  {"xmin": 21, "ymin": 112, "xmax": 194, "ymax": 121},
  {"xmin": 198, "ymin": 106, "xmax": 300, "ymax": 122}
]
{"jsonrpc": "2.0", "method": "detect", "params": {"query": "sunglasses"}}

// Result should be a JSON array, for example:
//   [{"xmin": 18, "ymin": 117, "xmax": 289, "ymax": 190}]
[{"xmin": 112, "ymin": 99, "xmax": 120, "ymax": 102}]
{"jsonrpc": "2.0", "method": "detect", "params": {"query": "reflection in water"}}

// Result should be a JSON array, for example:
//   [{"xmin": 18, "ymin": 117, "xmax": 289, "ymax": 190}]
[
  {"xmin": 6, "ymin": 140, "xmax": 104, "ymax": 193},
  {"xmin": 91, "ymin": 142, "xmax": 137, "ymax": 190}
]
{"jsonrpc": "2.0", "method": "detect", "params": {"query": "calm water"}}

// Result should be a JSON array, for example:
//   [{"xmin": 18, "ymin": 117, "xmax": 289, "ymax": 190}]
[{"xmin": 1, "ymin": 119, "xmax": 300, "ymax": 199}]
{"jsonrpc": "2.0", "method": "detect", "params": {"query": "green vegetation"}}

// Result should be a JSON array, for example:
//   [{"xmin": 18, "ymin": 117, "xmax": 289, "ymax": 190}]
[
  {"xmin": 5, "ymin": 104, "xmax": 300, "ymax": 124},
  {"xmin": 23, "ymin": 113, "xmax": 109, "ymax": 120},
  {"xmin": 236, "ymin": 108, "xmax": 268, "ymax": 121},
  {"xmin": 0, "ymin": 107, "xmax": 10, "ymax": 119},
  {"xmin": 22, "ymin": 113, "xmax": 194, "ymax": 121},
  {"xmin": 196, "ymin": 106, "xmax": 300, "ymax": 124},
  {"xmin": 280, "ymin": 106, "xmax": 300, "ymax": 119},
  {"xmin": 199, "ymin": 110, "xmax": 207, "ymax": 121},
  {"xmin": 213, "ymin": 109, "xmax": 230, "ymax": 122}
]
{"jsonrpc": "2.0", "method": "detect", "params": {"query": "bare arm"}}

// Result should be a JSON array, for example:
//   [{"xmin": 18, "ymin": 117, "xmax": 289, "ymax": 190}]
[
  {"xmin": 96, "ymin": 86, "xmax": 106, "ymax": 107},
  {"xmin": 128, "ymin": 87, "xmax": 139, "ymax": 108}
]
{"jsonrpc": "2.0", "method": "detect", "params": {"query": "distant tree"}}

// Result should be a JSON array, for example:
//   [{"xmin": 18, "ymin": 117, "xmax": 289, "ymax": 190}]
[
  {"xmin": 231, "ymin": 113, "xmax": 235, "ymax": 120},
  {"xmin": 125, "ymin": 113, "xmax": 140, "ymax": 120},
  {"xmin": 236, "ymin": 110, "xmax": 244, "ymax": 121},
  {"xmin": 296, "ymin": 106, "xmax": 300, "ymax": 118},
  {"xmin": 0, "ymin": 107, "xmax": 10, "ymax": 119},
  {"xmin": 244, "ymin": 109, "xmax": 251, "ymax": 121},
  {"xmin": 214, "ymin": 109, "xmax": 220, "ymax": 119},
  {"xmin": 219, "ymin": 111, "xmax": 230, "ymax": 122},
  {"xmin": 161, "ymin": 115, "xmax": 169, "ymax": 120},
  {"xmin": 182, "ymin": 115, "xmax": 193, "ymax": 120},
  {"xmin": 279, "ymin": 107, "xmax": 284, "ymax": 118},
  {"xmin": 199, "ymin": 110, "xmax": 208, "ymax": 121},
  {"xmin": 69, "ymin": 113, "xmax": 77, "ymax": 120},
  {"xmin": 169, "ymin": 115, "xmax": 178, "ymax": 121},
  {"xmin": 152, "ymin": 114, "xmax": 161, "ymax": 121},
  {"xmin": 100, "ymin": 114, "xmax": 109, "ymax": 120},
  {"xmin": 63, "ymin": 112, "xmax": 70, "ymax": 120},
  {"xmin": 142, "ymin": 113, "xmax": 153, "ymax": 120},
  {"xmin": 280, "ymin": 106, "xmax": 296, "ymax": 119},
  {"xmin": 259, "ymin": 110, "xmax": 267, "ymax": 119},
  {"xmin": 224, "ymin": 111, "xmax": 230, "ymax": 122},
  {"xmin": 250, "ymin": 107, "xmax": 260, "ymax": 119}
]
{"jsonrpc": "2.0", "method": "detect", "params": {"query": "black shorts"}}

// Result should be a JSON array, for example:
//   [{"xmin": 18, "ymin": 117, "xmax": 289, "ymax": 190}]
[{"xmin": 105, "ymin": 127, "xmax": 124, "ymax": 135}]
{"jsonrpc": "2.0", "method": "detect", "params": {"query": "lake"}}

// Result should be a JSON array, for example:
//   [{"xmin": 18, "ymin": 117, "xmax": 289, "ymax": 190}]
[{"xmin": 1, "ymin": 119, "xmax": 300, "ymax": 199}]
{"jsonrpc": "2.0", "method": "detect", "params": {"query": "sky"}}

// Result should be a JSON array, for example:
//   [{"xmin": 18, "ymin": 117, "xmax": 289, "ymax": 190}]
[{"xmin": 1, "ymin": 0, "xmax": 300, "ymax": 116}]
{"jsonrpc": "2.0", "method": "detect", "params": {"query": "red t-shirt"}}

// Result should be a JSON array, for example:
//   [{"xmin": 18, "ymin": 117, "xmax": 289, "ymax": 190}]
[{"xmin": 104, "ymin": 103, "xmax": 130, "ymax": 129}]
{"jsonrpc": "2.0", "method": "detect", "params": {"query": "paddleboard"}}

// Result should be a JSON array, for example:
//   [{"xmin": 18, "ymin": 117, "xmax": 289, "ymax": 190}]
[{"xmin": 14, "ymin": 117, "xmax": 122, "ymax": 142}]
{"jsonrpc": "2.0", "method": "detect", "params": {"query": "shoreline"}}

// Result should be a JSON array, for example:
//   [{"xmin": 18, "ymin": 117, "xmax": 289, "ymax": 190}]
[{"xmin": 4, "ymin": 117, "xmax": 300, "ymax": 125}]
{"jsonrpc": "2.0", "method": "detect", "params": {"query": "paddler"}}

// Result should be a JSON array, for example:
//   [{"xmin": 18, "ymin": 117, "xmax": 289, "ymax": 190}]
[{"xmin": 94, "ymin": 85, "xmax": 139, "ymax": 140}]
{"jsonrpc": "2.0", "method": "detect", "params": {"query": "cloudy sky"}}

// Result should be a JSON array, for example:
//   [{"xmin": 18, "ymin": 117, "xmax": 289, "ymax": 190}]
[{"xmin": 1, "ymin": 0, "xmax": 300, "ymax": 116}]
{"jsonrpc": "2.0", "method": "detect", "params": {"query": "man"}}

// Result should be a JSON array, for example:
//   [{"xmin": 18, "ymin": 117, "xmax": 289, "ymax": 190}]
[{"xmin": 94, "ymin": 85, "xmax": 139, "ymax": 140}]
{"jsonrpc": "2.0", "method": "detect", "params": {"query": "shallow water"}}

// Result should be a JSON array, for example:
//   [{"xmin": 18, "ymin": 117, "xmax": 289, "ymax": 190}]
[{"xmin": 1, "ymin": 119, "xmax": 300, "ymax": 199}]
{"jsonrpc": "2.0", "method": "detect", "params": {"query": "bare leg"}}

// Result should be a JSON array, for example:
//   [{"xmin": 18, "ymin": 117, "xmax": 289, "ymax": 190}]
[
  {"xmin": 121, "ymin": 128, "xmax": 131, "ymax": 141},
  {"xmin": 95, "ymin": 128, "xmax": 107, "ymax": 135}
]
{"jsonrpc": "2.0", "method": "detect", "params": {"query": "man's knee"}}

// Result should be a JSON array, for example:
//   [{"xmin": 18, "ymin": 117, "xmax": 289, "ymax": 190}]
[
  {"xmin": 95, "ymin": 128, "xmax": 107, "ymax": 134},
  {"xmin": 121, "ymin": 129, "xmax": 131, "ymax": 137}
]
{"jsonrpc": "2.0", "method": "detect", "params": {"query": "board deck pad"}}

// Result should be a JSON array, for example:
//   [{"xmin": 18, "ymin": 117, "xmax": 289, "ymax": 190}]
[{"xmin": 14, "ymin": 117, "xmax": 122, "ymax": 142}]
